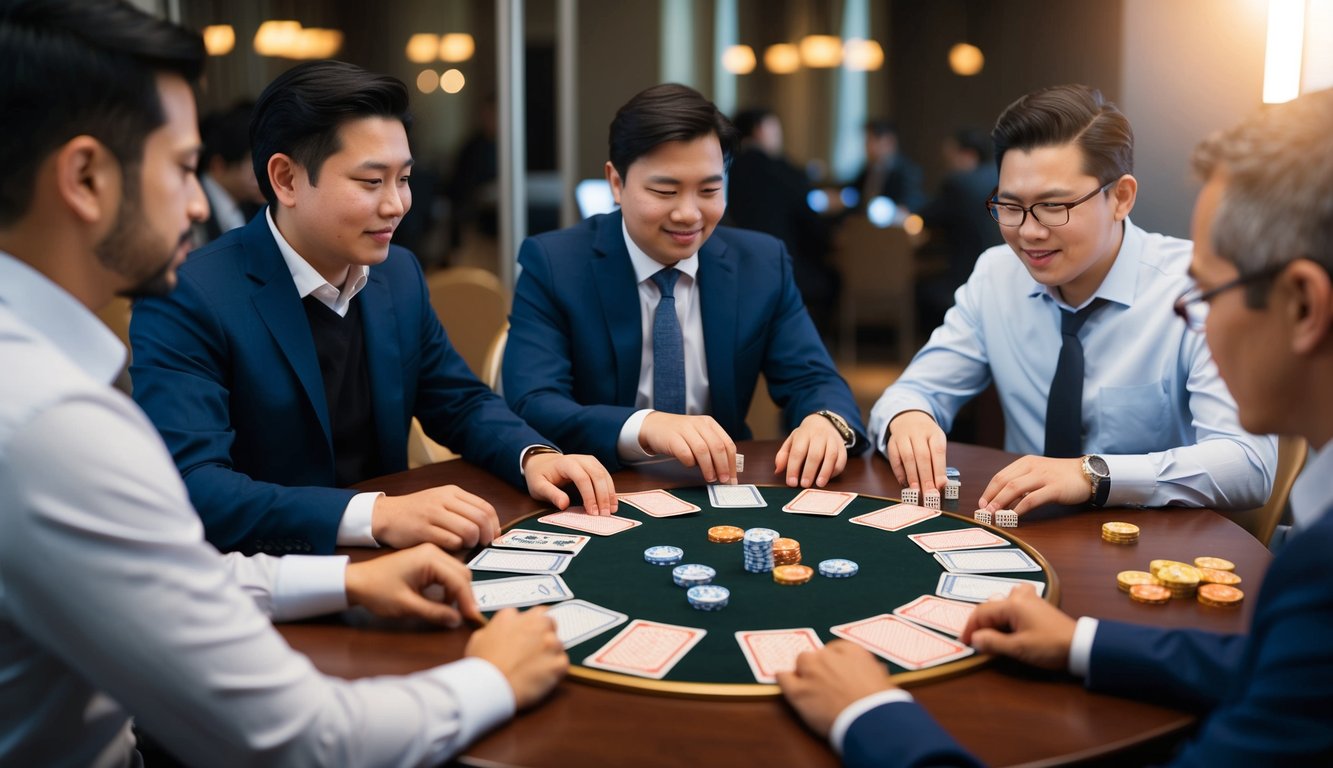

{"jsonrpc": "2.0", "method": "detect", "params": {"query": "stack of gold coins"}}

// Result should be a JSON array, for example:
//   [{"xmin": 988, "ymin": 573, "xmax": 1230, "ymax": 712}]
[
  {"xmin": 1198, "ymin": 583, "xmax": 1244, "ymax": 608},
  {"xmin": 1149, "ymin": 559, "xmax": 1193, "ymax": 574},
  {"xmin": 1197, "ymin": 568, "xmax": 1242, "ymax": 586},
  {"xmin": 1116, "ymin": 570, "xmax": 1161, "ymax": 593},
  {"xmin": 1194, "ymin": 556, "xmax": 1235, "ymax": 572},
  {"xmin": 772, "ymin": 564, "xmax": 813, "ymax": 585},
  {"xmin": 772, "ymin": 537, "xmax": 802, "ymax": 565},
  {"xmin": 1154, "ymin": 562, "xmax": 1202, "ymax": 599},
  {"xmin": 707, "ymin": 525, "xmax": 744, "ymax": 543},
  {"xmin": 1101, "ymin": 521, "xmax": 1140, "ymax": 544},
  {"xmin": 1129, "ymin": 583, "xmax": 1172, "ymax": 604}
]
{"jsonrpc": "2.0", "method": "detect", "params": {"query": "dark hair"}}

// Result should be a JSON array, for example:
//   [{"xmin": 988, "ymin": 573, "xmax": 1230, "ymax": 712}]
[
  {"xmin": 200, "ymin": 101, "xmax": 254, "ymax": 171},
  {"xmin": 250, "ymin": 60, "xmax": 412, "ymax": 205},
  {"xmin": 865, "ymin": 119, "xmax": 899, "ymax": 139},
  {"xmin": 952, "ymin": 128, "xmax": 992, "ymax": 163},
  {"xmin": 991, "ymin": 84, "xmax": 1132, "ymax": 185},
  {"xmin": 608, "ymin": 83, "xmax": 737, "ymax": 181},
  {"xmin": 733, "ymin": 108, "xmax": 775, "ymax": 140},
  {"xmin": 0, "ymin": 0, "xmax": 204, "ymax": 225}
]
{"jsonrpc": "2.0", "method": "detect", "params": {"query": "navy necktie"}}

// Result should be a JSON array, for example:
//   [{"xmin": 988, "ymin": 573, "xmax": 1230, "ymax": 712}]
[
  {"xmin": 650, "ymin": 268, "xmax": 686, "ymax": 414},
  {"xmin": 1044, "ymin": 299, "xmax": 1107, "ymax": 458}
]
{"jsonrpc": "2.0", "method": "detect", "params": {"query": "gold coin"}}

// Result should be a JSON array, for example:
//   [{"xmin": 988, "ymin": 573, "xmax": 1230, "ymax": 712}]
[
  {"xmin": 1155, "ymin": 563, "xmax": 1202, "ymax": 586},
  {"xmin": 773, "ymin": 537, "xmax": 801, "ymax": 553},
  {"xmin": 773, "ymin": 564, "xmax": 814, "ymax": 584},
  {"xmin": 1102, "ymin": 522, "xmax": 1140, "ymax": 537},
  {"xmin": 1194, "ymin": 556, "xmax": 1235, "ymax": 572},
  {"xmin": 1149, "ymin": 559, "xmax": 1193, "ymax": 575},
  {"xmin": 707, "ymin": 525, "xmax": 744, "ymax": 543},
  {"xmin": 1129, "ymin": 584, "xmax": 1172, "ymax": 604},
  {"xmin": 1198, "ymin": 583, "xmax": 1244, "ymax": 607},
  {"xmin": 1116, "ymin": 570, "xmax": 1161, "ymax": 592},
  {"xmin": 1197, "ymin": 568, "xmax": 1241, "ymax": 586}
]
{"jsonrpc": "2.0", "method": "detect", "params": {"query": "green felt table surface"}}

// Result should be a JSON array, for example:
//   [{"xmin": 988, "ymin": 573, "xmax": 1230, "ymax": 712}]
[{"xmin": 474, "ymin": 486, "xmax": 1053, "ymax": 693}]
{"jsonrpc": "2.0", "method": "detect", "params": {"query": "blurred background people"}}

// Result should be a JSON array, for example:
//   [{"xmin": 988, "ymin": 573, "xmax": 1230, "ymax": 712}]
[{"xmin": 194, "ymin": 101, "xmax": 264, "ymax": 246}]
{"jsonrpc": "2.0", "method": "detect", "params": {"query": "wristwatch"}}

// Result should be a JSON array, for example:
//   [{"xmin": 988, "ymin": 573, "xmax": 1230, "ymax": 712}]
[
  {"xmin": 1081, "ymin": 454, "xmax": 1111, "ymax": 507},
  {"xmin": 815, "ymin": 410, "xmax": 856, "ymax": 447}
]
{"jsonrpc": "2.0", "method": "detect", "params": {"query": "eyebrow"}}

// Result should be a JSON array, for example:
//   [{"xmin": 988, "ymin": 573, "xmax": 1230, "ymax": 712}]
[
  {"xmin": 644, "ymin": 174, "xmax": 725, "ymax": 185},
  {"xmin": 355, "ymin": 158, "xmax": 416, "ymax": 172},
  {"xmin": 996, "ymin": 187, "xmax": 1077, "ymax": 203}
]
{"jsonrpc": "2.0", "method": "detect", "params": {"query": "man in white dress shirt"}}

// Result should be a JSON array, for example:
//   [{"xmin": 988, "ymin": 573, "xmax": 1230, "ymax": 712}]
[{"xmin": 0, "ymin": 1, "xmax": 566, "ymax": 765}]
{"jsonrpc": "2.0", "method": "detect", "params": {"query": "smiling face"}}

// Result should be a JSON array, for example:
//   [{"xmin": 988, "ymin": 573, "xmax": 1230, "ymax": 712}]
[
  {"xmin": 98, "ymin": 73, "xmax": 208, "ymax": 298},
  {"xmin": 995, "ymin": 142, "xmax": 1135, "ymax": 306},
  {"xmin": 606, "ymin": 134, "xmax": 726, "ymax": 267},
  {"xmin": 271, "ymin": 116, "xmax": 413, "ymax": 284}
]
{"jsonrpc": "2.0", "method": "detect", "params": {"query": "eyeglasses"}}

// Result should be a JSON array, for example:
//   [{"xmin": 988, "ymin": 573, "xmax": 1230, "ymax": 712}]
[
  {"xmin": 985, "ymin": 180, "xmax": 1116, "ymax": 228},
  {"xmin": 1172, "ymin": 263, "xmax": 1287, "ymax": 331}
]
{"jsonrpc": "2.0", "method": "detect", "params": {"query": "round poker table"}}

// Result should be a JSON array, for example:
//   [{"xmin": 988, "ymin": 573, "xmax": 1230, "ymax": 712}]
[{"xmin": 479, "ymin": 485, "xmax": 1054, "ymax": 697}]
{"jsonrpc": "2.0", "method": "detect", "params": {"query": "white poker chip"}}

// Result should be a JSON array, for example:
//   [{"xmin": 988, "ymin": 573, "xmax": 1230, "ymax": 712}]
[
  {"xmin": 742, "ymin": 527, "xmax": 780, "ymax": 544},
  {"xmin": 672, "ymin": 563, "xmax": 716, "ymax": 586},
  {"xmin": 644, "ymin": 545, "xmax": 684, "ymax": 564},
  {"xmin": 817, "ymin": 558, "xmax": 859, "ymax": 577},
  {"xmin": 686, "ymin": 584, "xmax": 730, "ymax": 605}
]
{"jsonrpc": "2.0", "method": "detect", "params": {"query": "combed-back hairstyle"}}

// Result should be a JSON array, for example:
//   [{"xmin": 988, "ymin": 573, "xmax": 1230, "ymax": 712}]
[
  {"xmin": 991, "ymin": 84, "xmax": 1133, "ymax": 186},
  {"xmin": 250, "ymin": 60, "xmax": 412, "ymax": 205},
  {"xmin": 608, "ymin": 83, "xmax": 737, "ymax": 181},
  {"xmin": 0, "ymin": 0, "xmax": 204, "ymax": 225}
]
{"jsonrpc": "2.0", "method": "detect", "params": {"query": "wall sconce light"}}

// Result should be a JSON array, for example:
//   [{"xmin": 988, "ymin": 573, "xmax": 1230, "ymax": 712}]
[
  {"xmin": 799, "ymin": 35, "xmax": 843, "ymax": 68},
  {"xmin": 765, "ymin": 43, "xmax": 801, "ymax": 74},
  {"xmin": 722, "ymin": 44, "xmax": 757, "ymax": 75},
  {"xmin": 202, "ymin": 24, "xmax": 235, "ymax": 56},
  {"xmin": 948, "ymin": 43, "xmax": 984, "ymax": 76},
  {"xmin": 843, "ymin": 38, "xmax": 884, "ymax": 71}
]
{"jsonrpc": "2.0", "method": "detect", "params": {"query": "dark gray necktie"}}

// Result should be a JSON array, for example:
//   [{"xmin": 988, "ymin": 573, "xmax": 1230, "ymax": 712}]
[
  {"xmin": 1044, "ymin": 299, "xmax": 1107, "ymax": 458},
  {"xmin": 650, "ymin": 268, "xmax": 685, "ymax": 414}
]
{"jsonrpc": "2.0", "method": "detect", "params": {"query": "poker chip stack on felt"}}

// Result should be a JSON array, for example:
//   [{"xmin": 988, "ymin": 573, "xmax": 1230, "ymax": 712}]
[
  {"xmin": 772, "ymin": 537, "xmax": 802, "ymax": 566},
  {"xmin": 817, "ymin": 558, "xmax": 859, "ymax": 578},
  {"xmin": 672, "ymin": 563, "xmax": 715, "ymax": 588},
  {"xmin": 772, "ymin": 564, "xmax": 813, "ymax": 585},
  {"xmin": 707, "ymin": 525, "xmax": 744, "ymax": 543},
  {"xmin": 686, "ymin": 584, "xmax": 729, "ymax": 611},
  {"xmin": 742, "ymin": 527, "xmax": 779, "ymax": 573},
  {"xmin": 644, "ymin": 545, "xmax": 684, "ymax": 566}
]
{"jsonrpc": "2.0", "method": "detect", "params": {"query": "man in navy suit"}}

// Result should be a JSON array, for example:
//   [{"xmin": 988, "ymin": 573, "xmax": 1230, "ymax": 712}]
[
  {"xmin": 504, "ymin": 84, "xmax": 867, "ymax": 487},
  {"xmin": 131, "ymin": 61, "xmax": 616, "ymax": 556},
  {"xmin": 777, "ymin": 89, "xmax": 1333, "ymax": 766}
]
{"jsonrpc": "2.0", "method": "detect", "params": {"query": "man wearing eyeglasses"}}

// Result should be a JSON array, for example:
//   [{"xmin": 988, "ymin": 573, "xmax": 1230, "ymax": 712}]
[{"xmin": 868, "ymin": 84, "xmax": 1275, "ymax": 515}]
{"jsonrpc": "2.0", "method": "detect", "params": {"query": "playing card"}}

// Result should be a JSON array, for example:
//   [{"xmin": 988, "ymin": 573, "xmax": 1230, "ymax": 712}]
[
  {"xmin": 831, "ymin": 614, "xmax": 974, "ymax": 670},
  {"xmin": 471, "ymin": 574, "xmax": 573, "ymax": 610},
  {"xmin": 734, "ymin": 628, "xmax": 823, "ymax": 683},
  {"xmin": 892, "ymin": 595, "xmax": 977, "ymax": 637},
  {"xmin": 538, "ymin": 510, "xmax": 642, "ymax": 536},
  {"xmin": 933, "ymin": 548, "xmax": 1042, "ymax": 574},
  {"xmin": 781, "ymin": 488, "xmax": 857, "ymax": 516},
  {"xmin": 546, "ymin": 599, "xmax": 629, "ymax": 649},
  {"xmin": 467, "ymin": 548, "xmax": 571, "ymax": 575},
  {"xmin": 583, "ymin": 619, "xmax": 706, "ymax": 679},
  {"xmin": 708, "ymin": 484, "xmax": 767, "ymax": 508},
  {"xmin": 849, "ymin": 503, "xmax": 940, "ymax": 532},
  {"xmin": 907, "ymin": 527, "xmax": 1008, "ymax": 553},
  {"xmin": 935, "ymin": 573, "xmax": 1046, "ymax": 603},
  {"xmin": 617, "ymin": 489, "xmax": 701, "ymax": 517},
  {"xmin": 492, "ymin": 528, "xmax": 591, "ymax": 555}
]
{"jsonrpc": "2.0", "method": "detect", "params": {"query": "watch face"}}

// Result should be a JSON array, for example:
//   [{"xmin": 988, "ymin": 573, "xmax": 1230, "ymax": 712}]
[{"xmin": 1088, "ymin": 455, "xmax": 1110, "ymax": 477}]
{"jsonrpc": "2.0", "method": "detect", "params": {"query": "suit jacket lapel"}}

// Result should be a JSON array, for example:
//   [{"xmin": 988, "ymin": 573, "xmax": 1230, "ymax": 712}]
[
  {"xmin": 242, "ymin": 216, "xmax": 334, "ymax": 451},
  {"xmin": 698, "ymin": 235, "xmax": 739, "ymax": 427},
  {"xmin": 592, "ymin": 212, "xmax": 643, "ymax": 406},
  {"xmin": 358, "ymin": 269, "xmax": 407, "ymax": 469}
]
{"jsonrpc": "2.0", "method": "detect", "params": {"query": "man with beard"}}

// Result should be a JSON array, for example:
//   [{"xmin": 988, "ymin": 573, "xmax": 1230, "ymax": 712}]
[{"xmin": 0, "ymin": 1, "xmax": 567, "ymax": 765}]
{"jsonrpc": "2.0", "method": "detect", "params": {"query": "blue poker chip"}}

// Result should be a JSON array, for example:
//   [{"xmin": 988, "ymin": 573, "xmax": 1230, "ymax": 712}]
[
  {"xmin": 672, "ymin": 563, "xmax": 716, "ymax": 587},
  {"xmin": 644, "ymin": 545, "xmax": 684, "ymax": 565},
  {"xmin": 687, "ymin": 584, "xmax": 730, "ymax": 610},
  {"xmin": 743, "ymin": 527, "xmax": 780, "ymax": 544},
  {"xmin": 818, "ymin": 558, "xmax": 859, "ymax": 578}
]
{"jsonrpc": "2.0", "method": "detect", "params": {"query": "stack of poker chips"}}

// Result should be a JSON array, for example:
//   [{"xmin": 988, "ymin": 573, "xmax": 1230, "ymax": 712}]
[
  {"xmin": 1101, "ymin": 521, "xmax": 1140, "ymax": 545},
  {"xmin": 772, "ymin": 537, "xmax": 802, "ymax": 566},
  {"xmin": 686, "ymin": 584, "xmax": 729, "ymax": 611},
  {"xmin": 1116, "ymin": 570, "xmax": 1161, "ymax": 593},
  {"xmin": 773, "ymin": 564, "xmax": 813, "ymax": 585},
  {"xmin": 742, "ymin": 527, "xmax": 780, "ymax": 573},
  {"xmin": 644, "ymin": 545, "xmax": 684, "ymax": 566},
  {"xmin": 817, "ymin": 558, "xmax": 859, "ymax": 579},
  {"xmin": 672, "ymin": 563, "xmax": 716, "ymax": 588},
  {"xmin": 1153, "ymin": 562, "xmax": 1202, "ymax": 599},
  {"xmin": 707, "ymin": 525, "xmax": 744, "ymax": 543}
]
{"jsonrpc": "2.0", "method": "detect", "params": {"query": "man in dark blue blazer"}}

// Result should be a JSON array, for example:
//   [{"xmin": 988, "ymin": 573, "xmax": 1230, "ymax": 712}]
[
  {"xmin": 504, "ymin": 84, "xmax": 867, "ymax": 486},
  {"xmin": 131, "ymin": 61, "xmax": 615, "ymax": 556},
  {"xmin": 777, "ymin": 89, "xmax": 1333, "ymax": 767}
]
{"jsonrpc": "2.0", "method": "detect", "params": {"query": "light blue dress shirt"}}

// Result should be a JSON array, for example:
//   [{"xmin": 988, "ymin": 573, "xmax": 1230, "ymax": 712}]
[{"xmin": 869, "ymin": 221, "xmax": 1276, "ymax": 509}]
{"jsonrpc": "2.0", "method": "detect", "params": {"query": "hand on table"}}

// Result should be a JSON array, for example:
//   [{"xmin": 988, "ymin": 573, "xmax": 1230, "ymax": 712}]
[
  {"xmin": 977, "ymin": 456, "xmax": 1090, "ymax": 515},
  {"xmin": 465, "ymin": 607, "xmax": 569, "ymax": 710},
  {"xmin": 524, "ymin": 451, "xmax": 618, "ymax": 515},
  {"xmin": 344, "ymin": 543, "xmax": 483, "ymax": 628},
  {"xmin": 885, "ymin": 410, "xmax": 948, "ymax": 493},
  {"xmin": 777, "ymin": 640, "xmax": 897, "ymax": 738},
  {"xmin": 372, "ymin": 486, "xmax": 501, "ymax": 551},
  {"xmin": 774, "ymin": 413, "xmax": 848, "ymax": 488},
  {"xmin": 961, "ymin": 584, "xmax": 1077, "ymax": 671},
  {"xmin": 639, "ymin": 412, "xmax": 738, "ymax": 484}
]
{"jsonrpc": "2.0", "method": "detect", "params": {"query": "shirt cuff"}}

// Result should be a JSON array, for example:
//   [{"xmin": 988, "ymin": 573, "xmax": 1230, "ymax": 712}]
[
  {"xmin": 1101, "ymin": 455, "xmax": 1155, "ymax": 506},
  {"xmin": 271, "ymin": 554, "xmax": 350, "ymax": 622},
  {"xmin": 1067, "ymin": 616, "xmax": 1100, "ymax": 678},
  {"xmin": 336, "ymin": 492, "xmax": 382, "ymax": 548},
  {"xmin": 829, "ymin": 688, "xmax": 916, "ymax": 755},
  {"xmin": 425, "ymin": 657, "xmax": 516, "ymax": 748},
  {"xmin": 617, "ymin": 409, "xmax": 659, "ymax": 462}
]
